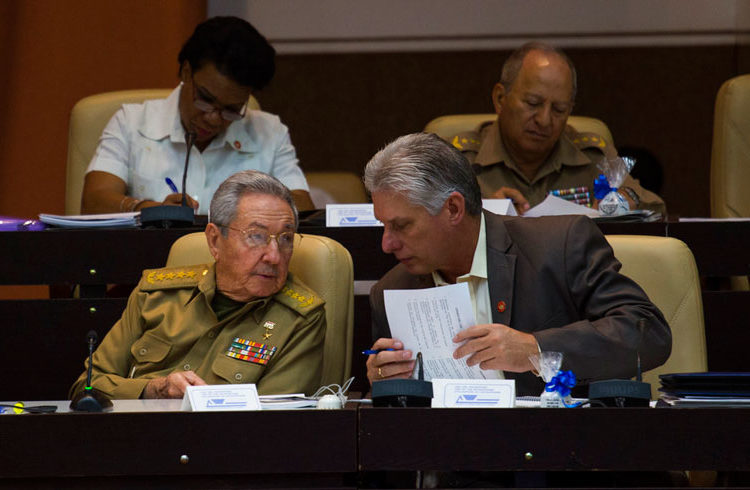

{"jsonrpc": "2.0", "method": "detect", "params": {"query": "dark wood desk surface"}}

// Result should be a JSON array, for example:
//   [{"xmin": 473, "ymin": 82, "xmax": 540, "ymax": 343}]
[
  {"xmin": 0, "ymin": 219, "xmax": 748, "ymax": 399},
  {"xmin": 359, "ymin": 406, "xmax": 750, "ymax": 472},
  {"xmin": 1, "ymin": 405, "xmax": 746, "ymax": 488},
  {"xmin": 0, "ymin": 408, "xmax": 357, "ymax": 488}
]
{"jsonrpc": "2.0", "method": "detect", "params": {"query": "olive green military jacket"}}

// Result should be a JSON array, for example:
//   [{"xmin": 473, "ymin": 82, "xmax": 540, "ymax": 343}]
[
  {"xmin": 69, "ymin": 263, "xmax": 326, "ymax": 399},
  {"xmin": 452, "ymin": 120, "xmax": 666, "ymax": 214}
]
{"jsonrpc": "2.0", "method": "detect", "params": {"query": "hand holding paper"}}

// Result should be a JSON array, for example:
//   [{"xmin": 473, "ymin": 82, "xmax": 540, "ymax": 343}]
[{"xmin": 452, "ymin": 323, "xmax": 539, "ymax": 372}]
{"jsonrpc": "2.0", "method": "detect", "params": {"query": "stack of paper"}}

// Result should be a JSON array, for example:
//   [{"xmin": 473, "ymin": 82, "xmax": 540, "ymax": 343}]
[
  {"xmin": 659, "ymin": 372, "xmax": 750, "ymax": 407},
  {"xmin": 39, "ymin": 212, "xmax": 139, "ymax": 228}
]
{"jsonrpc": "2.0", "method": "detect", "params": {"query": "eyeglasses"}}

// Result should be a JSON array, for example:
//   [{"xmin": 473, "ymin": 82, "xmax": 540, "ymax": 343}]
[
  {"xmin": 190, "ymin": 74, "xmax": 248, "ymax": 122},
  {"xmin": 221, "ymin": 225, "xmax": 295, "ymax": 252}
]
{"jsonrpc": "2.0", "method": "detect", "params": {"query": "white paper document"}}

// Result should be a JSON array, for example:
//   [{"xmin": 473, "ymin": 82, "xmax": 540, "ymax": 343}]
[
  {"xmin": 384, "ymin": 283, "xmax": 500, "ymax": 380},
  {"xmin": 524, "ymin": 195, "xmax": 600, "ymax": 218},
  {"xmin": 481, "ymin": 199, "xmax": 518, "ymax": 216},
  {"xmin": 39, "ymin": 212, "xmax": 140, "ymax": 228}
]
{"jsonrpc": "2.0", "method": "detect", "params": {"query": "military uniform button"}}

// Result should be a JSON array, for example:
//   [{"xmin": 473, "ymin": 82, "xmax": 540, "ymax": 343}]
[
  {"xmin": 208, "ymin": 331, "xmax": 216, "ymax": 338},
  {"xmin": 183, "ymin": 363, "xmax": 191, "ymax": 371},
  {"xmin": 234, "ymin": 373, "xmax": 243, "ymax": 381},
  {"xmin": 139, "ymin": 348, "xmax": 147, "ymax": 356}
]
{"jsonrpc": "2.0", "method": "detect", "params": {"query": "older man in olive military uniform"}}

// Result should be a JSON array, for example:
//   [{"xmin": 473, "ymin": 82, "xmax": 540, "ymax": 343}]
[
  {"xmin": 451, "ymin": 41, "xmax": 664, "ymax": 215},
  {"xmin": 70, "ymin": 170, "xmax": 325, "ymax": 399}
]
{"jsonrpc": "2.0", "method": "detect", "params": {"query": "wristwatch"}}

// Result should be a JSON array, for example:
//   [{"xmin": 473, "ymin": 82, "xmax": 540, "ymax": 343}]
[{"xmin": 620, "ymin": 186, "xmax": 640, "ymax": 209}]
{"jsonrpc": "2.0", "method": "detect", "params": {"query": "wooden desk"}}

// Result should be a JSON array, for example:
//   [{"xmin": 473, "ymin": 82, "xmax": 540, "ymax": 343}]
[
  {"xmin": 0, "ymin": 407, "xmax": 357, "ymax": 489},
  {"xmin": 359, "ymin": 406, "xmax": 750, "ymax": 478},
  {"xmin": 0, "ymin": 220, "xmax": 748, "ymax": 400}
]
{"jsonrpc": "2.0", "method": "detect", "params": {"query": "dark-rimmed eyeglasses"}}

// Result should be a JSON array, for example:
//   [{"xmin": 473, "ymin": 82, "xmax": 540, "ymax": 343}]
[
  {"xmin": 190, "ymin": 74, "xmax": 248, "ymax": 122},
  {"xmin": 220, "ymin": 225, "xmax": 295, "ymax": 252}
]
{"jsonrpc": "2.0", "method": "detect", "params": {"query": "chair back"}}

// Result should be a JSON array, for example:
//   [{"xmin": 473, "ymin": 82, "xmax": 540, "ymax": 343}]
[
  {"xmin": 166, "ymin": 232, "xmax": 354, "ymax": 387},
  {"xmin": 424, "ymin": 114, "xmax": 614, "ymax": 148},
  {"xmin": 605, "ymin": 235, "xmax": 707, "ymax": 399},
  {"xmin": 65, "ymin": 89, "xmax": 260, "ymax": 215},
  {"xmin": 305, "ymin": 171, "xmax": 368, "ymax": 207},
  {"xmin": 711, "ymin": 74, "xmax": 750, "ymax": 218}
]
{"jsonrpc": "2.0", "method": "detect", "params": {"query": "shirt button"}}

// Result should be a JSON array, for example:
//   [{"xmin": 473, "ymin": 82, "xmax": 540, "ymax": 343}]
[
  {"xmin": 234, "ymin": 373, "xmax": 243, "ymax": 381},
  {"xmin": 139, "ymin": 348, "xmax": 147, "ymax": 356},
  {"xmin": 183, "ymin": 364, "xmax": 191, "ymax": 371},
  {"xmin": 208, "ymin": 331, "xmax": 216, "ymax": 338}
]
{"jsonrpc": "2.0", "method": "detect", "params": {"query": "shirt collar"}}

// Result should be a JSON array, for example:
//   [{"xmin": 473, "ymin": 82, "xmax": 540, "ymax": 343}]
[
  {"xmin": 432, "ymin": 214, "xmax": 487, "ymax": 285},
  {"xmin": 139, "ymin": 83, "xmax": 260, "ymax": 154},
  {"xmin": 475, "ymin": 120, "xmax": 593, "ymax": 173},
  {"xmin": 189, "ymin": 262, "xmax": 275, "ymax": 322}
]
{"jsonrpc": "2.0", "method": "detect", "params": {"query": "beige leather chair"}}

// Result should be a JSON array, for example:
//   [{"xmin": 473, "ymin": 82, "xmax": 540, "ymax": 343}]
[
  {"xmin": 424, "ymin": 114, "xmax": 614, "ymax": 148},
  {"xmin": 711, "ymin": 74, "xmax": 750, "ymax": 218},
  {"xmin": 166, "ymin": 232, "xmax": 354, "ymax": 387},
  {"xmin": 710, "ymin": 75, "xmax": 750, "ymax": 290},
  {"xmin": 606, "ymin": 235, "xmax": 707, "ymax": 399},
  {"xmin": 305, "ymin": 171, "xmax": 368, "ymax": 207},
  {"xmin": 65, "ymin": 89, "xmax": 260, "ymax": 215}
]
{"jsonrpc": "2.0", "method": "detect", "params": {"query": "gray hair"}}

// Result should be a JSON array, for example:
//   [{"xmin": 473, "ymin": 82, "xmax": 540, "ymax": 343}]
[
  {"xmin": 500, "ymin": 41, "xmax": 577, "ymax": 102},
  {"xmin": 209, "ymin": 170, "xmax": 298, "ymax": 234},
  {"xmin": 363, "ymin": 133, "xmax": 482, "ymax": 216}
]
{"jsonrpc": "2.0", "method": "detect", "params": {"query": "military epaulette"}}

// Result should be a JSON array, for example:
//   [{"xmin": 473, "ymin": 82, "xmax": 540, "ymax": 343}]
[
  {"xmin": 274, "ymin": 276, "xmax": 324, "ymax": 315},
  {"xmin": 139, "ymin": 265, "xmax": 209, "ymax": 291},
  {"xmin": 450, "ymin": 131, "xmax": 482, "ymax": 152},
  {"xmin": 569, "ymin": 130, "xmax": 615, "ymax": 155}
]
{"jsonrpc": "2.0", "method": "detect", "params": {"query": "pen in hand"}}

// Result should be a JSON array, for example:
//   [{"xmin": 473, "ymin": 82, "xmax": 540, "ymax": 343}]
[
  {"xmin": 362, "ymin": 348, "xmax": 395, "ymax": 355},
  {"xmin": 165, "ymin": 177, "xmax": 179, "ymax": 194}
]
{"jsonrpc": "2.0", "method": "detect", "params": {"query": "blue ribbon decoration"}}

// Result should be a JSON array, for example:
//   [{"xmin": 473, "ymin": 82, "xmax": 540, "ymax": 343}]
[
  {"xmin": 545, "ymin": 370, "xmax": 581, "ymax": 408},
  {"xmin": 593, "ymin": 174, "xmax": 616, "ymax": 200}
]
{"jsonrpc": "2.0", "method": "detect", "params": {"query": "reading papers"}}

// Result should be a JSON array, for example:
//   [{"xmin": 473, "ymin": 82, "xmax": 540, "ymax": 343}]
[{"xmin": 384, "ymin": 283, "xmax": 500, "ymax": 380}]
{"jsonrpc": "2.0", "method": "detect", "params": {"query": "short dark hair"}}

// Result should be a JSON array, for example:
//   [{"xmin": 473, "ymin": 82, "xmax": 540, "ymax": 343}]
[
  {"xmin": 364, "ymin": 133, "xmax": 483, "ymax": 216},
  {"xmin": 178, "ymin": 16, "xmax": 275, "ymax": 91},
  {"xmin": 500, "ymin": 41, "xmax": 577, "ymax": 102}
]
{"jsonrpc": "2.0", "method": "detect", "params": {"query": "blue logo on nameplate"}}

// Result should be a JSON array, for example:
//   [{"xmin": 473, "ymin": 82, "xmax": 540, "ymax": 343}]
[
  {"xmin": 455, "ymin": 394, "xmax": 500, "ymax": 405},
  {"xmin": 206, "ymin": 398, "xmax": 247, "ymax": 408},
  {"xmin": 326, "ymin": 204, "xmax": 383, "ymax": 227}
]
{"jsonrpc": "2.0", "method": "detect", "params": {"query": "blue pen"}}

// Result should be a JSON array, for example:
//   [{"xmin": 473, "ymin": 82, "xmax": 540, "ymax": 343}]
[
  {"xmin": 165, "ymin": 177, "xmax": 179, "ymax": 194},
  {"xmin": 362, "ymin": 348, "xmax": 395, "ymax": 355}
]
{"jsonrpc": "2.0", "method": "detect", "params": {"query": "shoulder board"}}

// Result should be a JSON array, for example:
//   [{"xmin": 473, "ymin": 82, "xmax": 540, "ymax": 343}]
[
  {"xmin": 274, "ymin": 275, "xmax": 324, "ymax": 314},
  {"xmin": 139, "ymin": 265, "xmax": 209, "ymax": 291},
  {"xmin": 450, "ymin": 131, "xmax": 482, "ymax": 152},
  {"xmin": 568, "ymin": 127, "xmax": 615, "ymax": 157}
]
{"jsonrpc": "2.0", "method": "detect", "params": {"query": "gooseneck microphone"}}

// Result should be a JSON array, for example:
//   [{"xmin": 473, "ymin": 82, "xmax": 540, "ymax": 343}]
[
  {"xmin": 181, "ymin": 131, "xmax": 196, "ymax": 207},
  {"xmin": 588, "ymin": 317, "xmax": 651, "ymax": 407},
  {"xmin": 69, "ymin": 330, "xmax": 113, "ymax": 412},
  {"xmin": 140, "ymin": 130, "xmax": 196, "ymax": 228}
]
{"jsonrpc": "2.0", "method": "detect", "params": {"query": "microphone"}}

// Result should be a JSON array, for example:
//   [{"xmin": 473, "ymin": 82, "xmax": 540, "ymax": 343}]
[
  {"xmin": 181, "ymin": 132, "xmax": 196, "ymax": 207},
  {"xmin": 372, "ymin": 352, "xmax": 434, "ymax": 407},
  {"xmin": 140, "ymin": 131, "xmax": 196, "ymax": 228},
  {"xmin": 69, "ymin": 330, "xmax": 113, "ymax": 412},
  {"xmin": 588, "ymin": 318, "xmax": 651, "ymax": 407}
]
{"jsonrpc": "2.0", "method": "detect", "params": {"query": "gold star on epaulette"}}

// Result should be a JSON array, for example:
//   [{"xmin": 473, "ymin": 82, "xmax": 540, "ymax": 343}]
[{"xmin": 281, "ymin": 286, "xmax": 315, "ymax": 308}]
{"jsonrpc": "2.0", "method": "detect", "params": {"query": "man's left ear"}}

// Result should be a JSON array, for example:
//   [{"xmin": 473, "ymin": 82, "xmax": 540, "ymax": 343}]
[{"xmin": 444, "ymin": 192, "xmax": 466, "ymax": 224}]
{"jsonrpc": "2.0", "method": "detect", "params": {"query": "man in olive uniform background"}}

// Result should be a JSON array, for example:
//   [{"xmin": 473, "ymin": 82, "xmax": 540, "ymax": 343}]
[
  {"xmin": 70, "ymin": 170, "xmax": 325, "ymax": 399},
  {"xmin": 451, "ymin": 41, "xmax": 665, "ymax": 215}
]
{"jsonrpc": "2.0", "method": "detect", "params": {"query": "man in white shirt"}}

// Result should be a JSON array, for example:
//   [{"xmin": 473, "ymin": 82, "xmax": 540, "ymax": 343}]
[{"xmin": 82, "ymin": 16, "xmax": 314, "ymax": 214}]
